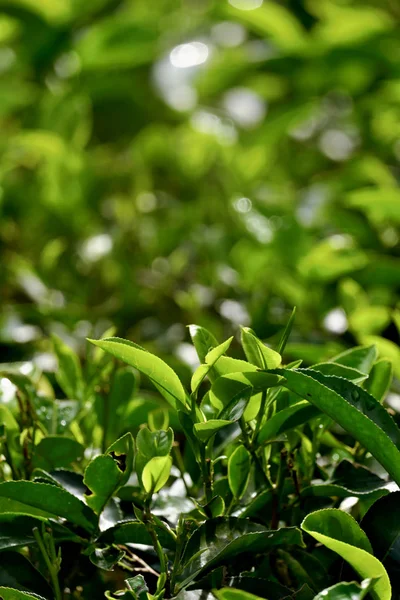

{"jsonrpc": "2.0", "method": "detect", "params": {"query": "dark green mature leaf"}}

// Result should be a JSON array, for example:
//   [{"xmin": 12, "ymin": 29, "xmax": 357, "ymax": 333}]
[
  {"xmin": 177, "ymin": 517, "xmax": 304, "ymax": 589},
  {"xmin": 310, "ymin": 362, "xmax": 367, "ymax": 384},
  {"xmin": 272, "ymin": 369, "xmax": 400, "ymax": 485},
  {"xmin": 126, "ymin": 574, "xmax": 149, "ymax": 599},
  {"xmin": 84, "ymin": 455, "xmax": 126, "ymax": 515},
  {"xmin": 32, "ymin": 436, "xmax": 84, "ymax": 470},
  {"xmin": 278, "ymin": 307, "xmax": 297, "ymax": 355},
  {"xmin": 228, "ymin": 445, "xmax": 251, "ymax": 499},
  {"xmin": 98, "ymin": 520, "xmax": 176, "ymax": 550},
  {"xmin": 241, "ymin": 328, "xmax": 281, "ymax": 369},
  {"xmin": 106, "ymin": 432, "xmax": 134, "ymax": 486},
  {"xmin": 0, "ymin": 588, "xmax": 47, "ymax": 599},
  {"xmin": 52, "ymin": 334, "xmax": 84, "ymax": 401},
  {"xmin": 88, "ymin": 337, "xmax": 188, "ymax": 408},
  {"xmin": 331, "ymin": 345, "xmax": 378, "ymax": 374},
  {"xmin": 215, "ymin": 589, "xmax": 264, "ymax": 600},
  {"xmin": 0, "ymin": 513, "xmax": 80, "ymax": 551},
  {"xmin": 257, "ymin": 401, "xmax": 320, "ymax": 444},
  {"xmin": 302, "ymin": 460, "xmax": 389, "ymax": 499},
  {"xmin": 0, "ymin": 481, "xmax": 97, "ymax": 533},
  {"xmin": 0, "ymin": 552, "xmax": 52, "ymax": 598},
  {"xmin": 302, "ymin": 509, "xmax": 391, "ymax": 600},
  {"xmin": 209, "ymin": 372, "xmax": 283, "ymax": 411},
  {"xmin": 361, "ymin": 491, "xmax": 400, "ymax": 562},
  {"xmin": 313, "ymin": 579, "xmax": 377, "ymax": 600},
  {"xmin": 90, "ymin": 546, "xmax": 125, "ymax": 571},
  {"xmin": 366, "ymin": 360, "xmax": 393, "ymax": 402},
  {"xmin": 303, "ymin": 369, "xmax": 400, "ymax": 449}
]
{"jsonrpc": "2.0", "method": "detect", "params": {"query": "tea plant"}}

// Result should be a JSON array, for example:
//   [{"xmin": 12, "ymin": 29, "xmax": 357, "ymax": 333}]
[{"xmin": 0, "ymin": 312, "xmax": 399, "ymax": 600}]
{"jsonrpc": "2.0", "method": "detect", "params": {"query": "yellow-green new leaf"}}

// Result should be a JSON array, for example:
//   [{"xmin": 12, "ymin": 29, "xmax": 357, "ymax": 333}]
[
  {"xmin": 302, "ymin": 509, "xmax": 391, "ymax": 600},
  {"xmin": 142, "ymin": 455, "xmax": 172, "ymax": 494},
  {"xmin": 88, "ymin": 337, "xmax": 187, "ymax": 409},
  {"xmin": 241, "ymin": 327, "xmax": 282, "ymax": 369},
  {"xmin": 191, "ymin": 337, "xmax": 233, "ymax": 394}
]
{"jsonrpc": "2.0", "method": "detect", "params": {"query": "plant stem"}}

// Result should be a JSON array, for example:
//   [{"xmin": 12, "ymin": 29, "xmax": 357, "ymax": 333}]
[
  {"xmin": 33, "ymin": 527, "xmax": 62, "ymax": 600},
  {"xmin": 143, "ymin": 498, "xmax": 169, "ymax": 597}
]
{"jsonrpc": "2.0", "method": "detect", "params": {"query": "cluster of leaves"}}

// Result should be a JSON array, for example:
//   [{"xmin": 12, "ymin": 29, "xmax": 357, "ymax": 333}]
[
  {"xmin": 0, "ymin": 313, "xmax": 400, "ymax": 599},
  {"xmin": 1, "ymin": 0, "xmax": 400, "ymax": 365}
]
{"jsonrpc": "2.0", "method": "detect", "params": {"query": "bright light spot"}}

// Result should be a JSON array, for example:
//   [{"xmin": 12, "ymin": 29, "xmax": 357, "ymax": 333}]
[
  {"xmin": 0, "ymin": 378, "xmax": 16, "ymax": 404},
  {"xmin": 223, "ymin": 87, "xmax": 266, "ymax": 128},
  {"xmin": 164, "ymin": 85, "xmax": 197, "ymax": 112},
  {"xmin": 328, "ymin": 234, "xmax": 352, "ymax": 250},
  {"xmin": 381, "ymin": 227, "xmax": 399, "ymax": 248},
  {"xmin": 218, "ymin": 265, "xmax": 239, "ymax": 286},
  {"xmin": 323, "ymin": 308, "xmax": 348, "ymax": 334},
  {"xmin": 229, "ymin": 0, "xmax": 263, "ymax": 10},
  {"xmin": 0, "ymin": 47, "xmax": 15, "ymax": 73},
  {"xmin": 170, "ymin": 42, "xmax": 209, "ymax": 69},
  {"xmin": 81, "ymin": 234, "xmax": 112, "ymax": 262},
  {"xmin": 245, "ymin": 212, "xmax": 273, "ymax": 243},
  {"xmin": 319, "ymin": 129, "xmax": 355, "ymax": 161},
  {"xmin": 386, "ymin": 393, "xmax": 400, "ymax": 413},
  {"xmin": 175, "ymin": 343, "xmax": 200, "ymax": 369},
  {"xmin": 54, "ymin": 51, "xmax": 81, "ymax": 79},
  {"xmin": 11, "ymin": 324, "xmax": 40, "ymax": 343},
  {"xmin": 34, "ymin": 353, "xmax": 57, "ymax": 372},
  {"xmin": 137, "ymin": 192, "xmax": 157, "ymax": 213},
  {"xmin": 339, "ymin": 496, "xmax": 358, "ymax": 512},
  {"xmin": 191, "ymin": 111, "xmax": 237, "ymax": 144},
  {"xmin": 220, "ymin": 299, "xmax": 250, "ymax": 325},
  {"xmin": 233, "ymin": 197, "xmax": 252, "ymax": 213},
  {"xmin": 212, "ymin": 21, "xmax": 246, "ymax": 47}
]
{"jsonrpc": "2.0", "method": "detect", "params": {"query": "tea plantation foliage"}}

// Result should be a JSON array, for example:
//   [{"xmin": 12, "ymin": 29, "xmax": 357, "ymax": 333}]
[{"xmin": 1, "ymin": 0, "xmax": 400, "ymax": 598}]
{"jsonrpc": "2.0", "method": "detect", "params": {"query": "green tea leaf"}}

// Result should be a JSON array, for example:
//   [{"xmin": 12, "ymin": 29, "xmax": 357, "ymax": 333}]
[
  {"xmin": 84, "ymin": 454, "xmax": 126, "ymax": 515},
  {"xmin": 178, "ymin": 518, "xmax": 304, "ymax": 589},
  {"xmin": 361, "ymin": 491, "xmax": 400, "ymax": 562},
  {"xmin": 193, "ymin": 419, "xmax": 234, "ymax": 443},
  {"xmin": 0, "ymin": 551, "xmax": 52, "ymax": 597},
  {"xmin": 52, "ymin": 334, "xmax": 84, "ymax": 401},
  {"xmin": 0, "ymin": 588, "xmax": 47, "ymax": 600},
  {"xmin": 209, "ymin": 372, "xmax": 284, "ymax": 411},
  {"xmin": 302, "ymin": 460, "xmax": 389, "ymax": 499},
  {"xmin": 215, "ymin": 589, "xmax": 264, "ymax": 600},
  {"xmin": 88, "ymin": 337, "xmax": 188, "ymax": 408},
  {"xmin": 142, "ymin": 455, "xmax": 172, "ymax": 493},
  {"xmin": 257, "ymin": 401, "xmax": 320, "ymax": 444},
  {"xmin": 366, "ymin": 360, "xmax": 393, "ymax": 402},
  {"xmin": 241, "ymin": 328, "xmax": 281, "ymax": 369},
  {"xmin": 32, "ymin": 435, "xmax": 84, "ymax": 470},
  {"xmin": 191, "ymin": 337, "xmax": 233, "ymax": 394},
  {"xmin": 310, "ymin": 362, "xmax": 367, "ymax": 384},
  {"xmin": 0, "ymin": 481, "xmax": 97, "ymax": 533},
  {"xmin": 273, "ymin": 369, "xmax": 400, "ymax": 485},
  {"xmin": 98, "ymin": 520, "xmax": 176, "ymax": 550},
  {"xmin": 302, "ymin": 509, "xmax": 391, "ymax": 600},
  {"xmin": 313, "ymin": 579, "xmax": 377, "ymax": 600},
  {"xmin": 228, "ymin": 444, "xmax": 251, "ymax": 499},
  {"xmin": 331, "ymin": 345, "xmax": 378, "ymax": 374},
  {"xmin": 188, "ymin": 325, "xmax": 219, "ymax": 364},
  {"xmin": 0, "ymin": 513, "xmax": 80, "ymax": 551}
]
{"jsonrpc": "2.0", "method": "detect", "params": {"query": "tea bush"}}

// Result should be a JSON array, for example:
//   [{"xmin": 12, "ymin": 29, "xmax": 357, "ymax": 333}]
[{"xmin": 0, "ymin": 316, "xmax": 399, "ymax": 599}]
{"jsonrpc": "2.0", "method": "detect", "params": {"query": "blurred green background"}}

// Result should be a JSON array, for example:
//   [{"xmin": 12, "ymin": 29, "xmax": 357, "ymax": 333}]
[{"xmin": 1, "ymin": 0, "xmax": 400, "ymax": 370}]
